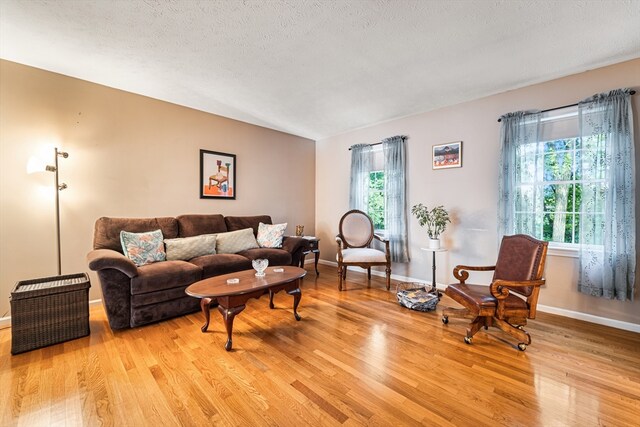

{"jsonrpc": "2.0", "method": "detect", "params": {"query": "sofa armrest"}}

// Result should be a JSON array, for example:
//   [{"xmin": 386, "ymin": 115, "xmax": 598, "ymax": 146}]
[
  {"xmin": 282, "ymin": 236, "xmax": 310, "ymax": 266},
  {"xmin": 87, "ymin": 249, "xmax": 138, "ymax": 278},
  {"xmin": 282, "ymin": 236, "xmax": 310, "ymax": 255}
]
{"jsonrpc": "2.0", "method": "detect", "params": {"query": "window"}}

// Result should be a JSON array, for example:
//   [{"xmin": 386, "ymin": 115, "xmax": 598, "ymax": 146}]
[
  {"xmin": 367, "ymin": 170, "xmax": 385, "ymax": 230},
  {"xmin": 513, "ymin": 108, "xmax": 605, "ymax": 247}
]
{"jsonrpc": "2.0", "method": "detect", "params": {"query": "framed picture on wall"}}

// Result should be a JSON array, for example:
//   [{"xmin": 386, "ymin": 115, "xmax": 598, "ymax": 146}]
[
  {"xmin": 432, "ymin": 141, "xmax": 462, "ymax": 169},
  {"xmin": 200, "ymin": 149, "xmax": 236, "ymax": 199}
]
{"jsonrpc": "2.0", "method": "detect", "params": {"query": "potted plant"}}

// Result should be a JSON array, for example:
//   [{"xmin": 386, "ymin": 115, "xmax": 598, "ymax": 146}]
[{"xmin": 411, "ymin": 203, "xmax": 450, "ymax": 249}]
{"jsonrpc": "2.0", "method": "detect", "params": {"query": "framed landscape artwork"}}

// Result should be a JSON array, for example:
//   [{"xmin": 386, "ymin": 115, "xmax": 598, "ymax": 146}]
[
  {"xmin": 200, "ymin": 149, "xmax": 236, "ymax": 199},
  {"xmin": 432, "ymin": 141, "xmax": 462, "ymax": 170}
]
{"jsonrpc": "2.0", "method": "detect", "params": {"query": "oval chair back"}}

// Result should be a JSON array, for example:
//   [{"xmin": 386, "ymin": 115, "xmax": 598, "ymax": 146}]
[{"xmin": 339, "ymin": 209, "xmax": 374, "ymax": 248}]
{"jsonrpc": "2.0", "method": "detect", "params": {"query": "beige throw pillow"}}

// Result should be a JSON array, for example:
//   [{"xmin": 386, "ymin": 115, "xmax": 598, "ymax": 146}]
[
  {"xmin": 164, "ymin": 234, "xmax": 217, "ymax": 261},
  {"xmin": 216, "ymin": 228, "xmax": 259, "ymax": 254}
]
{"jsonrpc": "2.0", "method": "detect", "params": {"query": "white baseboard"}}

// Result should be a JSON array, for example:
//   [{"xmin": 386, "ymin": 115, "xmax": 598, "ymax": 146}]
[
  {"xmin": 537, "ymin": 304, "xmax": 640, "ymax": 333},
  {"xmin": 318, "ymin": 259, "xmax": 446, "ymax": 290},
  {"xmin": 317, "ymin": 259, "xmax": 639, "ymax": 332},
  {"xmin": 0, "ymin": 299, "xmax": 103, "ymax": 330}
]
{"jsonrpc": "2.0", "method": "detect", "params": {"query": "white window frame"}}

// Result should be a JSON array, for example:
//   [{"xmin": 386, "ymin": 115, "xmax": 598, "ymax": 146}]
[{"xmin": 514, "ymin": 108, "xmax": 607, "ymax": 258}]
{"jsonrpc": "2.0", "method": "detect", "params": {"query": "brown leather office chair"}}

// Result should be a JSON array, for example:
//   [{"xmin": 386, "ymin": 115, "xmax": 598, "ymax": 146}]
[
  {"xmin": 335, "ymin": 209, "xmax": 391, "ymax": 291},
  {"xmin": 442, "ymin": 234, "xmax": 548, "ymax": 351}
]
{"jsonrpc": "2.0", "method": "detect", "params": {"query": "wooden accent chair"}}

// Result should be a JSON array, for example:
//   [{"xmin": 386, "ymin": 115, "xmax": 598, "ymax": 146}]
[
  {"xmin": 335, "ymin": 210, "xmax": 391, "ymax": 291},
  {"xmin": 208, "ymin": 165, "xmax": 229, "ymax": 190},
  {"xmin": 442, "ymin": 234, "xmax": 548, "ymax": 351}
]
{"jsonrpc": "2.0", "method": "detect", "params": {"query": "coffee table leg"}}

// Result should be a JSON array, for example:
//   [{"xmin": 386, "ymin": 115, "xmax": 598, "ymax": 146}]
[
  {"xmin": 200, "ymin": 298, "xmax": 212, "ymax": 332},
  {"xmin": 218, "ymin": 304, "xmax": 246, "ymax": 351},
  {"xmin": 269, "ymin": 290, "xmax": 275, "ymax": 309},
  {"xmin": 287, "ymin": 286, "xmax": 302, "ymax": 321}
]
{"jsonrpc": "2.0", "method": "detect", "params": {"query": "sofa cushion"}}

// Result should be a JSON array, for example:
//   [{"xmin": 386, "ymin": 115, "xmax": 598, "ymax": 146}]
[
  {"xmin": 216, "ymin": 228, "xmax": 259, "ymax": 254},
  {"xmin": 257, "ymin": 222, "xmax": 287, "ymax": 248},
  {"xmin": 120, "ymin": 229, "xmax": 166, "ymax": 267},
  {"xmin": 131, "ymin": 260, "xmax": 202, "ymax": 295},
  {"xmin": 94, "ymin": 217, "xmax": 178, "ymax": 252},
  {"xmin": 177, "ymin": 214, "xmax": 227, "ymax": 237},
  {"xmin": 131, "ymin": 285, "xmax": 193, "ymax": 308},
  {"xmin": 225, "ymin": 215, "xmax": 272, "ymax": 236},
  {"xmin": 190, "ymin": 253, "xmax": 252, "ymax": 277},
  {"xmin": 164, "ymin": 234, "xmax": 217, "ymax": 261},
  {"xmin": 237, "ymin": 248, "xmax": 292, "ymax": 266},
  {"xmin": 130, "ymin": 296, "xmax": 200, "ymax": 328}
]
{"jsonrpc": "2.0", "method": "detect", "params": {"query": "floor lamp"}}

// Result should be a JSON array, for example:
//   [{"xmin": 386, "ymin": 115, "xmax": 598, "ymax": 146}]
[{"xmin": 28, "ymin": 147, "xmax": 68, "ymax": 275}]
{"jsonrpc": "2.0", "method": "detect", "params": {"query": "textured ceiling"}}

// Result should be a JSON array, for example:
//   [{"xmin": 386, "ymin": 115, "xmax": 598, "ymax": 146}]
[{"xmin": 1, "ymin": 0, "xmax": 639, "ymax": 140}]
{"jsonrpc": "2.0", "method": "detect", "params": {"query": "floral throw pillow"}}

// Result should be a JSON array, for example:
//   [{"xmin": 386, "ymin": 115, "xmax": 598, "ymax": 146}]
[
  {"xmin": 256, "ymin": 222, "xmax": 287, "ymax": 248},
  {"xmin": 120, "ymin": 229, "xmax": 166, "ymax": 267}
]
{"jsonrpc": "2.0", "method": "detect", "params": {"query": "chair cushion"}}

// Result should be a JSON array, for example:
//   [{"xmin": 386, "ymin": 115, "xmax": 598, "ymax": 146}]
[
  {"xmin": 189, "ymin": 253, "xmax": 252, "ymax": 277},
  {"xmin": 445, "ymin": 283, "xmax": 528, "ymax": 310},
  {"xmin": 339, "ymin": 248, "xmax": 387, "ymax": 263},
  {"xmin": 131, "ymin": 260, "xmax": 202, "ymax": 295}
]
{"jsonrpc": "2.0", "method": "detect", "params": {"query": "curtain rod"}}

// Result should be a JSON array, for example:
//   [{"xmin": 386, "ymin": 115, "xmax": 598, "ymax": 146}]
[
  {"xmin": 348, "ymin": 135, "xmax": 407, "ymax": 151},
  {"xmin": 497, "ymin": 90, "xmax": 636, "ymax": 122},
  {"xmin": 348, "ymin": 142, "xmax": 382, "ymax": 151}
]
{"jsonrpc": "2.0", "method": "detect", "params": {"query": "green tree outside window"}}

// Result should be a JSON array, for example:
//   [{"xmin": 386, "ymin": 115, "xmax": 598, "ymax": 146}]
[{"xmin": 368, "ymin": 171, "xmax": 385, "ymax": 230}]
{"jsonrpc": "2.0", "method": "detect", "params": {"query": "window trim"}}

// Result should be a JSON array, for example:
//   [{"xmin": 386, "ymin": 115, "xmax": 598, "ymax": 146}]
[{"xmin": 547, "ymin": 242, "xmax": 579, "ymax": 258}]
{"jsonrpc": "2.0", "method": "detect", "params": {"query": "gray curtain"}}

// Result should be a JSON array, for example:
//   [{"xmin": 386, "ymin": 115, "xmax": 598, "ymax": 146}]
[
  {"xmin": 383, "ymin": 136, "xmax": 409, "ymax": 262},
  {"xmin": 497, "ymin": 111, "xmax": 542, "ymax": 240},
  {"xmin": 349, "ymin": 144, "xmax": 373, "ymax": 212},
  {"xmin": 577, "ymin": 89, "xmax": 635, "ymax": 300}
]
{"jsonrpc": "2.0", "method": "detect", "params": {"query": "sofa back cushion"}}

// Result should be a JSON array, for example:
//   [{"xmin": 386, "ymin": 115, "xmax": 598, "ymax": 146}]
[
  {"xmin": 177, "ymin": 214, "xmax": 227, "ymax": 237},
  {"xmin": 225, "ymin": 215, "xmax": 272, "ymax": 236},
  {"xmin": 94, "ymin": 217, "xmax": 179, "ymax": 253},
  {"xmin": 164, "ymin": 234, "xmax": 217, "ymax": 260},
  {"xmin": 216, "ymin": 228, "xmax": 260, "ymax": 254}
]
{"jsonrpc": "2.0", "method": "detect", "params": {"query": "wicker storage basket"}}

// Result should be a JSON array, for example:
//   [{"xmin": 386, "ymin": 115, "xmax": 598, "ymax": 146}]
[
  {"xmin": 396, "ymin": 282, "xmax": 439, "ymax": 312},
  {"xmin": 11, "ymin": 273, "xmax": 91, "ymax": 354}
]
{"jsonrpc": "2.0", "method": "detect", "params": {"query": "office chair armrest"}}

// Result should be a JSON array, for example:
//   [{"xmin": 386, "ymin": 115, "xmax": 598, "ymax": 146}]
[
  {"xmin": 453, "ymin": 265, "xmax": 496, "ymax": 284},
  {"xmin": 490, "ymin": 279, "xmax": 546, "ymax": 299}
]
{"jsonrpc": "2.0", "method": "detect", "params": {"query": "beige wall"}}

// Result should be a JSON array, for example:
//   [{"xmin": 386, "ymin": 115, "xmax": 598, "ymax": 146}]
[
  {"xmin": 0, "ymin": 60, "xmax": 315, "ymax": 317},
  {"xmin": 316, "ymin": 59, "xmax": 640, "ymax": 325}
]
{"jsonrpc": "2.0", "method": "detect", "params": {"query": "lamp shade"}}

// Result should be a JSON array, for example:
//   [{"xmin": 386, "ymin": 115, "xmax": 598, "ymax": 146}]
[{"xmin": 27, "ymin": 156, "xmax": 48, "ymax": 174}]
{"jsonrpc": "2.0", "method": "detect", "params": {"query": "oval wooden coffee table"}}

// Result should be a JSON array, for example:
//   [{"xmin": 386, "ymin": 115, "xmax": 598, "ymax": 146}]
[{"xmin": 185, "ymin": 266, "xmax": 306, "ymax": 351}]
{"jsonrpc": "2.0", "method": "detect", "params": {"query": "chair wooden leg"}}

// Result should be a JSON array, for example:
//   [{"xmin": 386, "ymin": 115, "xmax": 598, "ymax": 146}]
[
  {"xmin": 466, "ymin": 317, "xmax": 485, "ymax": 339},
  {"xmin": 367, "ymin": 267, "xmax": 371, "ymax": 279},
  {"xmin": 493, "ymin": 318, "xmax": 531, "ymax": 346},
  {"xmin": 385, "ymin": 267, "xmax": 391, "ymax": 290},
  {"xmin": 337, "ymin": 265, "xmax": 343, "ymax": 291},
  {"xmin": 343, "ymin": 268, "xmax": 347, "ymax": 280}
]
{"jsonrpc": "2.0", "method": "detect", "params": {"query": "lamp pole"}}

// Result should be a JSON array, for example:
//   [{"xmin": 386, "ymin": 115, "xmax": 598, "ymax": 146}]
[{"xmin": 52, "ymin": 147, "xmax": 68, "ymax": 275}]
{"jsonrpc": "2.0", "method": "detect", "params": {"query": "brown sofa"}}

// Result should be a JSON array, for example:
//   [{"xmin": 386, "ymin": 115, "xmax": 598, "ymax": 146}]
[{"xmin": 86, "ymin": 214, "xmax": 309, "ymax": 330}]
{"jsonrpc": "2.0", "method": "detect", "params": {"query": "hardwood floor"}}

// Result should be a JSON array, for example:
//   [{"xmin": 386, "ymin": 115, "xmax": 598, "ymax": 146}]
[{"xmin": 1, "ymin": 264, "xmax": 639, "ymax": 426}]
